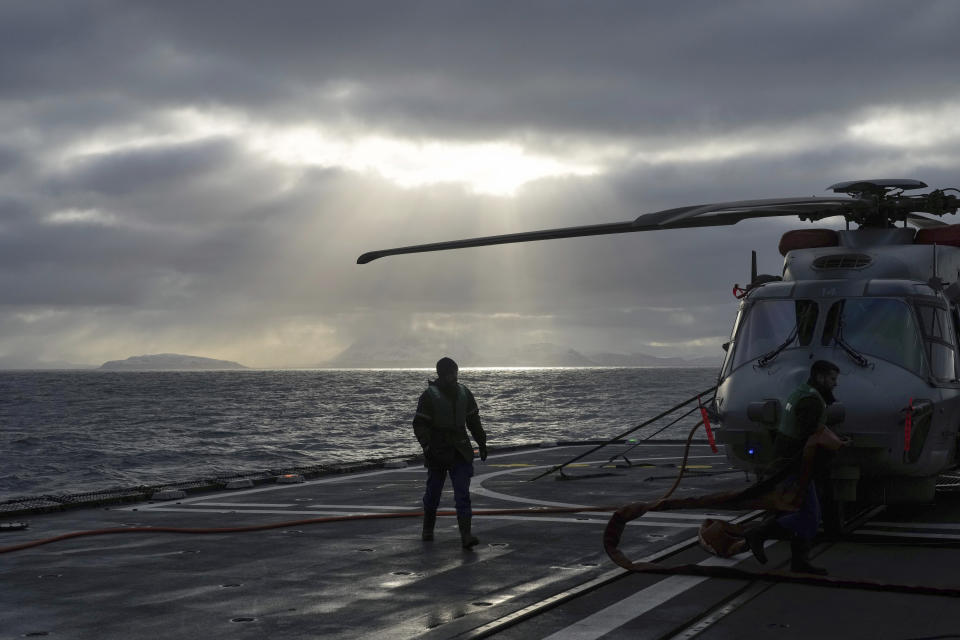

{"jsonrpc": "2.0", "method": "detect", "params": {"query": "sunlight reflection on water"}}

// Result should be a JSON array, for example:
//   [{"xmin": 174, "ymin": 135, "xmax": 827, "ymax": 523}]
[{"xmin": 0, "ymin": 367, "xmax": 716, "ymax": 500}]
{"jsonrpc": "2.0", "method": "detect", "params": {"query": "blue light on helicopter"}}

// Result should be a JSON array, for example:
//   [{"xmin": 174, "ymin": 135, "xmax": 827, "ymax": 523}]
[{"xmin": 747, "ymin": 448, "xmax": 756, "ymax": 456}]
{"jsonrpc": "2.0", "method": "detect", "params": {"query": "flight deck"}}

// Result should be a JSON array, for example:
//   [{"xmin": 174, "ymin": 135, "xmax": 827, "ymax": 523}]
[{"xmin": 3, "ymin": 442, "xmax": 960, "ymax": 639}]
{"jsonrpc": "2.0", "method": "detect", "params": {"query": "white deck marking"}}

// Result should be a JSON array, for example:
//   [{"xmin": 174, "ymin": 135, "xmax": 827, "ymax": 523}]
[
  {"xmin": 113, "ymin": 507, "xmax": 697, "ymax": 526},
  {"xmin": 117, "ymin": 467, "xmax": 412, "ymax": 509},
  {"xmin": 120, "ymin": 448, "xmax": 582, "ymax": 510},
  {"xmin": 641, "ymin": 512, "xmax": 735, "ymax": 521},
  {"xmin": 478, "ymin": 516, "xmax": 696, "ymax": 528},
  {"xmin": 303, "ymin": 503, "xmax": 419, "ymax": 510},
  {"xmin": 153, "ymin": 500, "xmax": 719, "ymax": 525},
  {"xmin": 119, "ymin": 447, "xmax": 726, "ymax": 513},
  {"xmin": 853, "ymin": 530, "xmax": 960, "ymax": 540},
  {"xmin": 862, "ymin": 521, "xmax": 960, "ymax": 531},
  {"xmin": 541, "ymin": 552, "xmax": 753, "ymax": 640},
  {"xmin": 471, "ymin": 455, "xmax": 722, "ymax": 508},
  {"xmin": 197, "ymin": 502, "xmax": 295, "ymax": 507},
  {"xmin": 131, "ymin": 508, "xmax": 403, "ymax": 516}
]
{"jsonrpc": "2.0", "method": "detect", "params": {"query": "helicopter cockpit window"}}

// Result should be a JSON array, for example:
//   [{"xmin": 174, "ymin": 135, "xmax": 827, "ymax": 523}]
[
  {"xmin": 822, "ymin": 299, "xmax": 925, "ymax": 376},
  {"xmin": 730, "ymin": 299, "xmax": 818, "ymax": 370},
  {"xmin": 915, "ymin": 304, "xmax": 958, "ymax": 382}
]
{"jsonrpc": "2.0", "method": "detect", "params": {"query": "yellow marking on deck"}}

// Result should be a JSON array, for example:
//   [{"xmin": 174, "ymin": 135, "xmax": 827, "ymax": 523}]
[{"xmin": 683, "ymin": 465, "xmax": 712, "ymax": 469}]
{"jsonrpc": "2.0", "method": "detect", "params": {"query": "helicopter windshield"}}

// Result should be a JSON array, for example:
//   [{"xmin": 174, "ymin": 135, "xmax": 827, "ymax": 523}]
[
  {"xmin": 822, "ymin": 298, "xmax": 925, "ymax": 376},
  {"xmin": 730, "ymin": 299, "xmax": 818, "ymax": 370}
]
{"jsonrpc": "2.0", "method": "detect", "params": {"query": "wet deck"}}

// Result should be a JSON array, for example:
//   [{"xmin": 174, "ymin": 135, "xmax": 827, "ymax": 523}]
[{"xmin": 2, "ymin": 442, "xmax": 960, "ymax": 639}]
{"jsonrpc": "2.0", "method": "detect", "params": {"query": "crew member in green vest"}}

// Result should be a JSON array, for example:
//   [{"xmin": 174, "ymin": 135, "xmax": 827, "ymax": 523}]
[
  {"xmin": 744, "ymin": 359, "xmax": 841, "ymax": 575},
  {"xmin": 413, "ymin": 357, "xmax": 488, "ymax": 548}
]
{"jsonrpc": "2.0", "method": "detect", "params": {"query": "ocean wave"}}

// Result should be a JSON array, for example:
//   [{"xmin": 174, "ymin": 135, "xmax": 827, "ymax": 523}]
[{"xmin": 0, "ymin": 368, "xmax": 716, "ymax": 502}]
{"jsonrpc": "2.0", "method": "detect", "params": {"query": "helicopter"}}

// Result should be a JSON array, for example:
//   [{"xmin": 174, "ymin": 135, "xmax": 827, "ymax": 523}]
[{"xmin": 358, "ymin": 178, "xmax": 960, "ymax": 525}]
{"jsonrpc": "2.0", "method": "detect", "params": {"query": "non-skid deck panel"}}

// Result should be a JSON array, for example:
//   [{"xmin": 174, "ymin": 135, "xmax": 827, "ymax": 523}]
[
  {"xmin": 1, "ymin": 443, "xmax": 749, "ymax": 639},
  {"xmin": 11, "ymin": 444, "xmax": 960, "ymax": 639}
]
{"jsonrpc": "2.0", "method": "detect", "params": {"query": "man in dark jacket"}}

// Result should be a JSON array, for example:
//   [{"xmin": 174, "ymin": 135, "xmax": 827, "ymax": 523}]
[
  {"xmin": 745, "ymin": 359, "xmax": 842, "ymax": 574},
  {"xmin": 413, "ymin": 357, "xmax": 488, "ymax": 548}
]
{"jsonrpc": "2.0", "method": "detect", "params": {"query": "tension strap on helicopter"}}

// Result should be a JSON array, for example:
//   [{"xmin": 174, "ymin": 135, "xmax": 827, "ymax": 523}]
[
  {"xmin": 528, "ymin": 385, "xmax": 718, "ymax": 482},
  {"xmin": 698, "ymin": 395, "xmax": 718, "ymax": 453}
]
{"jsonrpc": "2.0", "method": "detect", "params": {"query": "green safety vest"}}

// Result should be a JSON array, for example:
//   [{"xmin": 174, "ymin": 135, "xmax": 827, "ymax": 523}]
[
  {"xmin": 426, "ymin": 384, "xmax": 469, "ymax": 431},
  {"xmin": 777, "ymin": 383, "xmax": 826, "ymax": 440},
  {"xmin": 425, "ymin": 384, "xmax": 474, "ymax": 462}
]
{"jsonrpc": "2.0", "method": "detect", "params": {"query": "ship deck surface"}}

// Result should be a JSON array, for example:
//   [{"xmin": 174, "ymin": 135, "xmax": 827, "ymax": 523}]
[{"xmin": 3, "ymin": 442, "xmax": 960, "ymax": 639}]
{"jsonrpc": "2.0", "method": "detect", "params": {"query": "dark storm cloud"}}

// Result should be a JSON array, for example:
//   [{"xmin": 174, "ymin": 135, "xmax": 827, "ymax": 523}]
[
  {"xmin": 0, "ymin": 196, "xmax": 34, "ymax": 223},
  {"xmin": 134, "ymin": 1, "xmax": 960, "ymax": 137},
  {"xmin": 0, "ymin": 145, "xmax": 25, "ymax": 175},
  {"xmin": 1, "ymin": 1, "xmax": 959, "ymax": 366},
  {"xmin": 46, "ymin": 138, "xmax": 240, "ymax": 197},
  {"xmin": 4, "ymin": 2, "xmax": 959, "ymax": 138}
]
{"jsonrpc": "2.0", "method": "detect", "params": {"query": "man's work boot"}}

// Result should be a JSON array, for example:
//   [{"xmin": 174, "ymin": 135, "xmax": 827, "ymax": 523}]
[
  {"xmin": 457, "ymin": 516, "xmax": 479, "ymax": 549},
  {"xmin": 421, "ymin": 510, "xmax": 437, "ymax": 541},
  {"xmin": 743, "ymin": 518, "xmax": 787, "ymax": 565},
  {"xmin": 790, "ymin": 538, "xmax": 828, "ymax": 575}
]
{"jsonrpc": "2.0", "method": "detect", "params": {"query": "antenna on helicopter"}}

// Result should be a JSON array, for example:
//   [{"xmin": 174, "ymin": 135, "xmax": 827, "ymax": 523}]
[
  {"xmin": 929, "ymin": 242, "xmax": 944, "ymax": 291},
  {"xmin": 751, "ymin": 251, "xmax": 757, "ymax": 284}
]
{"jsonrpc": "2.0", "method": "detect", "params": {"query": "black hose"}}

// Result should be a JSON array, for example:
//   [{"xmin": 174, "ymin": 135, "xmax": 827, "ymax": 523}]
[{"xmin": 529, "ymin": 384, "xmax": 717, "ymax": 481}]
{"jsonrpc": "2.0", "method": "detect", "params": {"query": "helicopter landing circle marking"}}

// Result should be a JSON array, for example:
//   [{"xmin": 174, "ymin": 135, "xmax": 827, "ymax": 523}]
[{"xmin": 472, "ymin": 455, "xmax": 722, "ymax": 509}]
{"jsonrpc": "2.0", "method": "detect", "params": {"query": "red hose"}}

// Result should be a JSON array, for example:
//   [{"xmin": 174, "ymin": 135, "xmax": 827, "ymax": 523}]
[{"xmin": 0, "ymin": 505, "xmax": 617, "ymax": 555}]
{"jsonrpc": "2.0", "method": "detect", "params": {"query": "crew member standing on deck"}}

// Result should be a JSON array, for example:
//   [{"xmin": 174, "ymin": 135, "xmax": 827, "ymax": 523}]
[
  {"xmin": 745, "ymin": 359, "xmax": 847, "ymax": 575},
  {"xmin": 413, "ymin": 357, "xmax": 488, "ymax": 549}
]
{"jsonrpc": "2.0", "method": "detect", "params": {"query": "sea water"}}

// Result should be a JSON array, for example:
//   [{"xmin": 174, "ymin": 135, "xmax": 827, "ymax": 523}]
[{"xmin": 0, "ymin": 367, "xmax": 717, "ymax": 502}]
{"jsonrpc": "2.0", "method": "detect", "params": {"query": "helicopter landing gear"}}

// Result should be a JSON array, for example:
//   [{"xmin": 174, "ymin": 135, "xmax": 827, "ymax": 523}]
[
  {"xmin": 821, "ymin": 467, "xmax": 861, "ymax": 537},
  {"xmin": 821, "ymin": 491, "xmax": 880, "ymax": 537},
  {"xmin": 821, "ymin": 491, "xmax": 850, "ymax": 537}
]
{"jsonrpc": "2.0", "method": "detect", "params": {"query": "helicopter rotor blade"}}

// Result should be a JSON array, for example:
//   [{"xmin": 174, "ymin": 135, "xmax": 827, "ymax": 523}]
[
  {"xmin": 356, "ymin": 196, "xmax": 866, "ymax": 264},
  {"xmin": 631, "ymin": 196, "xmax": 863, "ymax": 227},
  {"xmin": 358, "ymin": 220, "xmax": 641, "ymax": 264}
]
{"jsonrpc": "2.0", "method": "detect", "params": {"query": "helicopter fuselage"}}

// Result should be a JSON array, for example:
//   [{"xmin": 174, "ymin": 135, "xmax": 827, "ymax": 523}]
[{"xmin": 715, "ymin": 227, "xmax": 960, "ymax": 505}]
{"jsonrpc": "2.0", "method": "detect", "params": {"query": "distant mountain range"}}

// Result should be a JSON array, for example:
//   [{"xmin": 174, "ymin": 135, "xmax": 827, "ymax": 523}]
[
  {"xmin": 99, "ymin": 354, "xmax": 248, "ymax": 370},
  {"xmin": 0, "ymin": 357, "xmax": 96, "ymax": 370},
  {"xmin": 0, "ymin": 345, "xmax": 720, "ymax": 371},
  {"xmin": 323, "ymin": 340, "xmax": 720, "ymax": 369}
]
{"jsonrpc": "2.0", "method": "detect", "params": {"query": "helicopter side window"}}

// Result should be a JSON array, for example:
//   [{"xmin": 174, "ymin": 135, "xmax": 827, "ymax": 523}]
[
  {"xmin": 822, "ymin": 299, "xmax": 925, "ymax": 376},
  {"xmin": 730, "ymin": 299, "xmax": 817, "ymax": 370},
  {"xmin": 915, "ymin": 304, "xmax": 958, "ymax": 382},
  {"xmin": 719, "ymin": 306, "xmax": 744, "ymax": 378}
]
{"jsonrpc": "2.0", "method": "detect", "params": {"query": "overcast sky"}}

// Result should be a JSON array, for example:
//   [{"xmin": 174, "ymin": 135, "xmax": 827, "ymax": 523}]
[{"xmin": 2, "ymin": 0, "xmax": 960, "ymax": 368}]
